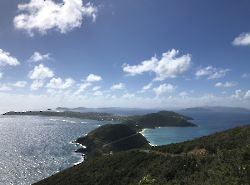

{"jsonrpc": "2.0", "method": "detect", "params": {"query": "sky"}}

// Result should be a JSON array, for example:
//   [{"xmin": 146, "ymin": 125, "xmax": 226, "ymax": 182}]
[{"xmin": 0, "ymin": 0, "xmax": 250, "ymax": 112}]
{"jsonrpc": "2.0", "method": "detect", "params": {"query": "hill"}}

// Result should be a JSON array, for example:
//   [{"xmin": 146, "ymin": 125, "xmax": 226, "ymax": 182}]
[
  {"xmin": 180, "ymin": 106, "xmax": 250, "ymax": 113},
  {"xmin": 56, "ymin": 107, "xmax": 161, "ymax": 116},
  {"xmin": 34, "ymin": 124, "xmax": 250, "ymax": 185},
  {"xmin": 76, "ymin": 124, "xmax": 149, "ymax": 157},
  {"xmin": 74, "ymin": 111, "xmax": 195, "ymax": 157},
  {"xmin": 123, "ymin": 111, "xmax": 195, "ymax": 131}
]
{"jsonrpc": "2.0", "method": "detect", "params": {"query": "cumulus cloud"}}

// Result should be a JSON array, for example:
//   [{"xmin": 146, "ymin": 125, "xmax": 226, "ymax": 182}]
[
  {"xmin": 0, "ymin": 84, "xmax": 12, "ymax": 91},
  {"xmin": 231, "ymin": 89, "xmax": 250, "ymax": 100},
  {"xmin": 14, "ymin": 0, "xmax": 98, "ymax": 36},
  {"xmin": 231, "ymin": 89, "xmax": 244, "ymax": 99},
  {"xmin": 111, "ymin": 83, "xmax": 125, "ymax": 90},
  {"xmin": 29, "ymin": 51, "xmax": 51, "ymax": 62},
  {"xmin": 0, "ymin": 49, "xmax": 20, "ymax": 66},
  {"xmin": 92, "ymin": 86, "xmax": 101, "ymax": 91},
  {"xmin": 29, "ymin": 64, "xmax": 54, "ymax": 80},
  {"xmin": 179, "ymin": 91, "xmax": 188, "ymax": 97},
  {"xmin": 75, "ymin": 82, "xmax": 92, "ymax": 95},
  {"xmin": 93, "ymin": 91, "xmax": 103, "ymax": 96},
  {"xmin": 215, "ymin": 81, "xmax": 237, "ymax": 88},
  {"xmin": 86, "ymin": 74, "xmax": 102, "ymax": 82},
  {"xmin": 142, "ymin": 83, "xmax": 153, "ymax": 91},
  {"xmin": 242, "ymin": 73, "xmax": 250, "ymax": 78},
  {"xmin": 195, "ymin": 66, "xmax": 230, "ymax": 80},
  {"xmin": 122, "ymin": 93, "xmax": 135, "ymax": 99},
  {"xmin": 30, "ymin": 80, "xmax": 44, "ymax": 90},
  {"xmin": 153, "ymin": 83, "xmax": 175, "ymax": 96},
  {"xmin": 232, "ymin": 32, "xmax": 250, "ymax": 46},
  {"xmin": 123, "ymin": 49, "xmax": 191, "ymax": 81},
  {"xmin": 47, "ymin": 77, "xmax": 75, "ymax": 89},
  {"xmin": 12, "ymin": 81, "xmax": 27, "ymax": 88},
  {"xmin": 245, "ymin": 90, "xmax": 250, "ymax": 99}
]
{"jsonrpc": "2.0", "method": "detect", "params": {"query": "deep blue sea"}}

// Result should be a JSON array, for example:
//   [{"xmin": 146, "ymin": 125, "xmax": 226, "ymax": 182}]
[
  {"xmin": 142, "ymin": 112, "xmax": 250, "ymax": 145},
  {"xmin": 1, "ymin": 112, "xmax": 250, "ymax": 185},
  {"xmin": 0, "ymin": 115, "xmax": 111, "ymax": 185}
]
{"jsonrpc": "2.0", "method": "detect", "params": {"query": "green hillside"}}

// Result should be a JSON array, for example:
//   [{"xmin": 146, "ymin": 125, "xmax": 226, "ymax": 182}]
[
  {"xmin": 123, "ymin": 111, "xmax": 196, "ymax": 131},
  {"xmin": 35, "ymin": 124, "xmax": 250, "ymax": 185},
  {"xmin": 76, "ymin": 124, "xmax": 149, "ymax": 157}
]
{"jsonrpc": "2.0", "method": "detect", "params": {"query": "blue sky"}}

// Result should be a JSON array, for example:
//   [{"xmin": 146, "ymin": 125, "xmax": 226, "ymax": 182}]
[{"xmin": 0, "ymin": 0, "xmax": 250, "ymax": 112}]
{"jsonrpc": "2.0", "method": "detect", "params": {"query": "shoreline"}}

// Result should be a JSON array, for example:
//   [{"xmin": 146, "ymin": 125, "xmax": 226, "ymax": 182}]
[{"xmin": 69, "ymin": 141, "xmax": 87, "ymax": 165}]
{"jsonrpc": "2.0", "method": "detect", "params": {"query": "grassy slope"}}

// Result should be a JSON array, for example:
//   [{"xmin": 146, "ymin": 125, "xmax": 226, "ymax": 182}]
[{"xmin": 35, "ymin": 124, "xmax": 250, "ymax": 185}]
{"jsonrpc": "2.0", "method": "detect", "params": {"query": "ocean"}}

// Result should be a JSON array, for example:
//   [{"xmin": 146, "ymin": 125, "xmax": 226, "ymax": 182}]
[
  {"xmin": 0, "ymin": 115, "xmax": 111, "ymax": 185},
  {"xmin": 1, "ymin": 112, "xmax": 250, "ymax": 184}
]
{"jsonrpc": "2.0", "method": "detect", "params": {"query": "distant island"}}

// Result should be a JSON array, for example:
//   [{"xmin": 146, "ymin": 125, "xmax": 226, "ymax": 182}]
[
  {"xmin": 180, "ymin": 106, "xmax": 250, "ymax": 113},
  {"xmin": 2, "ymin": 111, "xmax": 124, "ymax": 121}
]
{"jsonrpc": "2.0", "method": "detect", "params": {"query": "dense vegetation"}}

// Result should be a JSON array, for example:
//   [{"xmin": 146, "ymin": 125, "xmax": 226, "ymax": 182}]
[
  {"xmin": 123, "ymin": 111, "xmax": 196, "ymax": 131},
  {"xmin": 76, "ymin": 124, "xmax": 149, "ymax": 157},
  {"xmin": 35, "ymin": 124, "xmax": 250, "ymax": 185},
  {"xmin": 75, "ymin": 111, "xmax": 195, "ymax": 157}
]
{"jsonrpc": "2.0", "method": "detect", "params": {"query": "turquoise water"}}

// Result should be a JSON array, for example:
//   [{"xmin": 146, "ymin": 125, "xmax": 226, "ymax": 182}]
[
  {"xmin": 142, "ymin": 112, "xmax": 250, "ymax": 145},
  {"xmin": 0, "ymin": 116, "xmax": 111, "ymax": 185}
]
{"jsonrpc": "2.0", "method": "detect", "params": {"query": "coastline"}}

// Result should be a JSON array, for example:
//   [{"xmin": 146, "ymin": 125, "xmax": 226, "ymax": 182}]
[{"xmin": 139, "ymin": 128, "xmax": 158, "ymax": 146}]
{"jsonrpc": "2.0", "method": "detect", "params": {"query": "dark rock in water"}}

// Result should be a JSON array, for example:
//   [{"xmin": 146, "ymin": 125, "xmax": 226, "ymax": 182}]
[{"xmin": 75, "ymin": 148, "xmax": 88, "ymax": 153}]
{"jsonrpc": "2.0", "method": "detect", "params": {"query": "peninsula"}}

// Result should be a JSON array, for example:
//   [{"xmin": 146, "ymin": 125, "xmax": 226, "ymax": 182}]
[{"xmin": 2, "ymin": 111, "xmax": 124, "ymax": 121}]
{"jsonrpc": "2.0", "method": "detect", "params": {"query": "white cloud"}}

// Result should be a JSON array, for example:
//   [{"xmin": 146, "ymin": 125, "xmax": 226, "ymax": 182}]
[
  {"xmin": 0, "ymin": 73, "xmax": 3, "ymax": 79},
  {"xmin": 111, "ymin": 83, "xmax": 125, "ymax": 90},
  {"xmin": 122, "ymin": 93, "xmax": 135, "ymax": 99},
  {"xmin": 215, "ymin": 81, "xmax": 237, "ymax": 88},
  {"xmin": 86, "ymin": 74, "xmax": 102, "ymax": 82},
  {"xmin": 244, "ymin": 90, "xmax": 250, "ymax": 99},
  {"xmin": 231, "ymin": 89, "xmax": 250, "ymax": 100},
  {"xmin": 179, "ymin": 91, "xmax": 188, "ymax": 97},
  {"xmin": 231, "ymin": 89, "xmax": 244, "ymax": 99},
  {"xmin": 195, "ymin": 66, "xmax": 230, "ymax": 80},
  {"xmin": 29, "ymin": 51, "xmax": 51, "ymax": 62},
  {"xmin": 153, "ymin": 83, "xmax": 175, "ymax": 96},
  {"xmin": 14, "ymin": 0, "xmax": 97, "ymax": 36},
  {"xmin": 29, "ymin": 64, "xmax": 54, "ymax": 80},
  {"xmin": 242, "ymin": 73, "xmax": 250, "ymax": 78},
  {"xmin": 142, "ymin": 83, "xmax": 153, "ymax": 91},
  {"xmin": 0, "ymin": 49, "xmax": 20, "ymax": 66},
  {"xmin": 75, "ymin": 82, "xmax": 92, "ymax": 95},
  {"xmin": 232, "ymin": 32, "xmax": 250, "ymax": 46},
  {"xmin": 47, "ymin": 77, "xmax": 75, "ymax": 89},
  {"xmin": 30, "ymin": 80, "xmax": 44, "ymax": 90},
  {"xmin": 12, "ymin": 81, "xmax": 27, "ymax": 88},
  {"xmin": 0, "ymin": 84, "xmax": 12, "ymax": 91},
  {"xmin": 123, "ymin": 49, "xmax": 191, "ymax": 81},
  {"xmin": 93, "ymin": 91, "xmax": 103, "ymax": 96},
  {"xmin": 92, "ymin": 86, "xmax": 101, "ymax": 91}
]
